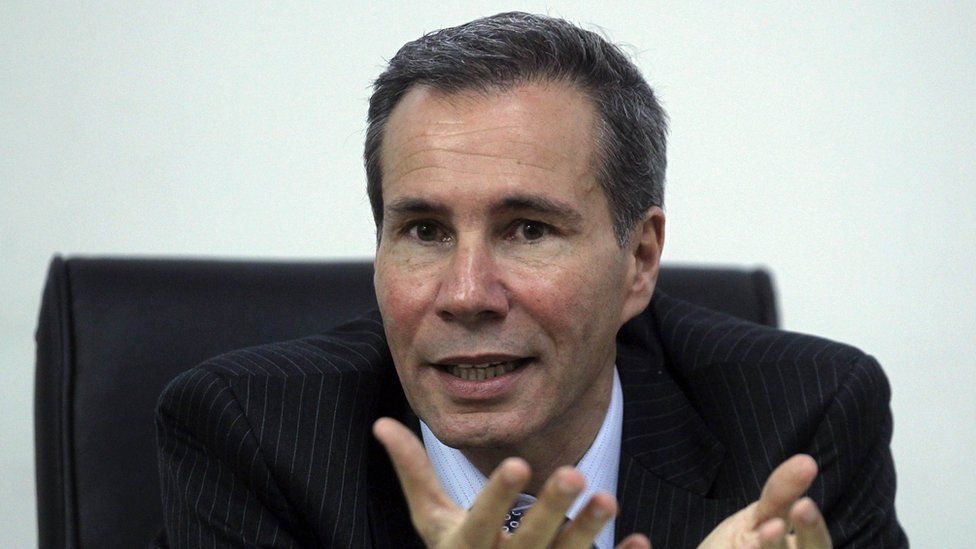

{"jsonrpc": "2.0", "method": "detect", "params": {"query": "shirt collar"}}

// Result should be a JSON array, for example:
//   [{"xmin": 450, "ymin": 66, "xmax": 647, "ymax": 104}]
[{"xmin": 421, "ymin": 367, "xmax": 623, "ymax": 549}]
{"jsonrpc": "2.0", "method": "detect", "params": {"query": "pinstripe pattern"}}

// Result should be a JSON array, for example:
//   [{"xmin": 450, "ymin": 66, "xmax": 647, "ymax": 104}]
[
  {"xmin": 614, "ymin": 295, "xmax": 907, "ymax": 547},
  {"xmin": 155, "ymin": 312, "xmax": 422, "ymax": 548},
  {"xmin": 155, "ymin": 293, "xmax": 906, "ymax": 547}
]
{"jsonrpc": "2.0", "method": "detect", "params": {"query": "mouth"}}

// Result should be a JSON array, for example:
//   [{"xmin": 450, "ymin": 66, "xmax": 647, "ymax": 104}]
[{"xmin": 435, "ymin": 357, "xmax": 531, "ymax": 381}]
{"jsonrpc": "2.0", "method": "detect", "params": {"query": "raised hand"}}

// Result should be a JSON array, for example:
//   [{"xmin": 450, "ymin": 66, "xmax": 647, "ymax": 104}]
[
  {"xmin": 698, "ymin": 455, "xmax": 832, "ymax": 549},
  {"xmin": 373, "ymin": 417, "xmax": 651, "ymax": 549}
]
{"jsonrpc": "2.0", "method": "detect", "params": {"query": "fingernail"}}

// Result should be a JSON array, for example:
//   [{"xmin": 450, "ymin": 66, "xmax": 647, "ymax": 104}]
[
  {"xmin": 800, "ymin": 505, "xmax": 817, "ymax": 525},
  {"xmin": 557, "ymin": 476, "xmax": 579, "ymax": 495},
  {"xmin": 500, "ymin": 468, "xmax": 517, "ymax": 485},
  {"xmin": 591, "ymin": 506, "xmax": 609, "ymax": 520},
  {"xmin": 500, "ymin": 459, "xmax": 521, "ymax": 485}
]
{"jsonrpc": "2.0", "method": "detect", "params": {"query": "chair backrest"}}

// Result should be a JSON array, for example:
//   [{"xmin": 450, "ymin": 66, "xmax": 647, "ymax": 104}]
[{"xmin": 34, "ymin": 256, "xmax": 777, "ymax": 548}]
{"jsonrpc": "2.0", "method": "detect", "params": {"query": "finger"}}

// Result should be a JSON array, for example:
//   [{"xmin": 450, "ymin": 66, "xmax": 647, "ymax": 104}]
[
  {"xmin": 615, "ymin": 533, "xmax": 652, "ymax": 549},
  {"xmin": 372, "ymin": 418, "xmax": 457, "ymax": 526},
  {"xmin": 552, "ymin": 491, "xmax": 616, "ymax": 548},
  {"xmin": 790, "ymin": 497, "xmax": 831, "ymax": 548},
  {"xmin": 757, "ymin": 517, "xmax": 788, "ymax": 549},
  {"xmin": 455, "ymin": 457, "xmax": 530, "ymax": 545},
  {"xmin": 753, "ymin": 454, "xmax": 818, "ymax": 526},
  {"xmin": 508, "ymin": 466, "xmax": 585, "ymax": 548}
]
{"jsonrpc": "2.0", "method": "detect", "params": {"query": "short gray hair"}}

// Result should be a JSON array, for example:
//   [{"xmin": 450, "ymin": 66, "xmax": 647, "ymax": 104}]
[{"xmin": 364, "ymin": 11, "xmax": 667, "ymax": 244}]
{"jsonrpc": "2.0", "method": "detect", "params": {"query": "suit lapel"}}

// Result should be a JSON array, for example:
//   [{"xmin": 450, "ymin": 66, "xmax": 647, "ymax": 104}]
[
  {"xmin": 365, "ymin": 436, "xmax": 424, "ymax": 548},
  {"xmin": 616, "ymin": 295, "xmax": 726, "ymax": 496},
  {"xmin": 364, "ymin": 359, "xmax": 426, "ymax": 547},
  {"xmin": 615, "ymin": 293, "xmax": 734, "ymax": 546}
]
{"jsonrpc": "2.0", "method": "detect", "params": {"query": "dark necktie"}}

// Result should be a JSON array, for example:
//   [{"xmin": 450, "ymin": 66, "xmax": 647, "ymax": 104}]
[
  {"xmin": 502, "ymin": 504, "xmax": 598, "ymax": 548},
  {"xmin": 502, "ymin": 503, "xmax": 531, "ymax": 533}
]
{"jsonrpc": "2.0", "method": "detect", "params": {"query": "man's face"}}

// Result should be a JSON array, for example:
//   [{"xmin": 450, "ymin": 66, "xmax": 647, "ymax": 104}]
[{"xmin": 374, "ymin": 82, "xmax": 656, "ymax": 452}]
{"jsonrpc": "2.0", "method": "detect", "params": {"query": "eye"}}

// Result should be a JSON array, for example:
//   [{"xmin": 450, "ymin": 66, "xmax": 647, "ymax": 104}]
[
  {"xmin": 407, "ymin": 221, "xmax": 450, "ymax": 243},
  {"xmin": 509, "ymin": 220, "xmax": 550, "ymax": 242}
]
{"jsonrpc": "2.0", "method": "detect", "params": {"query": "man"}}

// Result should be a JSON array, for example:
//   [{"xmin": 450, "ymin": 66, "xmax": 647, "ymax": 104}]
[{"xmin": 155, "ymin": 12, "xmax": 906, "ymax": 548}]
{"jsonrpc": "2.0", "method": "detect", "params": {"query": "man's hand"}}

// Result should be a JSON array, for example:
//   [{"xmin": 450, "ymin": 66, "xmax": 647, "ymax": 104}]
[
  {"xmin": 375, "ymin": 417, "xmax": 830, "ymax": 548},
  {"xmin": 698, "ymin": 455, "xmax": 832, "ymax": 548},
  {"xmin": 373, "ymin": 417, "xmax": 651, "ymax": 549}
]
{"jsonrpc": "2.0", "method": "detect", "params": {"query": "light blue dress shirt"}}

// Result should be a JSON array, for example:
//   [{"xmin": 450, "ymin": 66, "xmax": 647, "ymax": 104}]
[{"xmin": 421, "ymin": 368, "xmax": 623, "ymax": 549}]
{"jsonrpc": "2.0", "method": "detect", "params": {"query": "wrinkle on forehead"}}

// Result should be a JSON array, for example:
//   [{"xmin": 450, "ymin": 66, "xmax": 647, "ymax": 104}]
[
  {"xmin": 389, "ymin": 147, "xmax": 562, "ymax": 180},
  {"xmin": 381, "ymin": 82, "xmax": 599, "ymax": 191},
  {"xmin": 392, "ymin": 163, "xmax": 558, "ymax": 184}
]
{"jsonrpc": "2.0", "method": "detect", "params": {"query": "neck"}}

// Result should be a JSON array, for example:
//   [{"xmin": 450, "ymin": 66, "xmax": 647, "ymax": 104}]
[{"xmin": 460, "ymin": 372, "xmax": 613, "ymax": 495}]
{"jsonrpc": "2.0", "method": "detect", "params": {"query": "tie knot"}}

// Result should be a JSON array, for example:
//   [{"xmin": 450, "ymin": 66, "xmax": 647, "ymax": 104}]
[
  {"xmin": 502, "ymin": 507, "xmax": 525, "ymax": 533},
  {"xmin": 502, "ymin": 496, "xmax": 535, "ymax": 533},
  {"xmin": 502, "ymin": 505, "xmax": 594, "ymax": 548}
]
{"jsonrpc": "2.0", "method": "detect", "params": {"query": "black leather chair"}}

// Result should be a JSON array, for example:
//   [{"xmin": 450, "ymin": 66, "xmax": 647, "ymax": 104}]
[{"xmin": 34, "ymin": 256, "xmax": 778, "ymax": 548}]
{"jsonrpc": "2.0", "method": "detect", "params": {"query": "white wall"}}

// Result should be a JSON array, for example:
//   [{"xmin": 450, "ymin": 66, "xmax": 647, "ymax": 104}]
[{"xmin": 2, "ymin": 2, "xmax": 973, "ymax": 546}]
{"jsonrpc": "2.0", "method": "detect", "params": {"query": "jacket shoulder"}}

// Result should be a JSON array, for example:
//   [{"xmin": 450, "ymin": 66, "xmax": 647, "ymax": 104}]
[
  {"xmin": 155, "ymin": 309, "xmax": 399, "ymax": 439},
  {"xmin": 154, "ymin": 311, "xmax": 396, "ymax": 547},
  {"xmin": 649, "ymin": 292, "xmax": 870, "ymax": 378},
  {"xmin": 646, "ymin": 293, "xmax": 894, "ymax": 458},
  {"xmin": 197, "ymin": 310, "xmax": 391, "ymax": 380}
]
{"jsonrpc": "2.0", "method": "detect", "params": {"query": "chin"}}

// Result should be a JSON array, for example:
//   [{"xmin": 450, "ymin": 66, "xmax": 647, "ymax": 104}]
[{"xmin": 427, "ymin": 414, "xmax": 524, "ymax": 451}]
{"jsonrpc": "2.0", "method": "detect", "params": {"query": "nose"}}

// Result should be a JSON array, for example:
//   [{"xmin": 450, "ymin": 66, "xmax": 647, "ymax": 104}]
[{"xmin": 434, "ymin": 238, "xmax": 508, "ymax": 324}]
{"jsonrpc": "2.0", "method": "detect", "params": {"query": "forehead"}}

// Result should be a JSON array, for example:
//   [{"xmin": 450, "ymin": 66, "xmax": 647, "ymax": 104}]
[{"xmin": 379, "ymin": 81, "xmax": 601, "ymax": 206}]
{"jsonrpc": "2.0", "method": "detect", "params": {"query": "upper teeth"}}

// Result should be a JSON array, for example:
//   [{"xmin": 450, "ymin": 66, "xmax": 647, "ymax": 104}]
[{"xmin": 449, "ymin": 360, "xmax": 520, "ymax": 380}]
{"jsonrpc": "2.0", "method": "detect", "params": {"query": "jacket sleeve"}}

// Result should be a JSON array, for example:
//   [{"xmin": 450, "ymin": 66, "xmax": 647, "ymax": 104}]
[
  {"xmin": 807, "ymin": 354, "xmax": 909, "ymax": 547},
  {"xmin": 155, "ymin": 367, "xmax": 305, "ymax": 548}
]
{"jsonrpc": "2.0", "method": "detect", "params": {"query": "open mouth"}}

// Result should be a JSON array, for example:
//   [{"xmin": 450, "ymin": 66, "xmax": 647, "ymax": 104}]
[{"xmin": 438, "ymin": 358, "xmax": 530, "ymax": 381}]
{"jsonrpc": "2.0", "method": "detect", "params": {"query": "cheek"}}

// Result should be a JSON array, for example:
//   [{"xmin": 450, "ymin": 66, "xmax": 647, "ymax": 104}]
[
  {"xmin": 512, "ymin": 260, "xmax": 623, "ymax": 337},
  {"xmin": 375, "ymin": 260, "xmax": 432, "ymax": 342},
  {"xmin": 517, "ymin": 268, "xmax": 615, "ymax": 332}
]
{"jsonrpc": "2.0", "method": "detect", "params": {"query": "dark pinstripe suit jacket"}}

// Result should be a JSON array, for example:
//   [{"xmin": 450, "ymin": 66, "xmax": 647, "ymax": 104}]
[{"xmin": 154, "ymin": 292, "xmax": 907, "ymax": 548}]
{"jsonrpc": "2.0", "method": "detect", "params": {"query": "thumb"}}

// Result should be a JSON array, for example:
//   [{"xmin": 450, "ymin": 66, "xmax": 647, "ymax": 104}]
[{"xmin": 753, "ymin": 454, "xmax": 818, "ymax": 525}]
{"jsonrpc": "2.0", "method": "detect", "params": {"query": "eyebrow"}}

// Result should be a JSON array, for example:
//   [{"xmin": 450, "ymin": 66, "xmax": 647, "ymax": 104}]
[
  {"xmin": 385, "ymin": 194, "xmax": 583, "ymax": 225},
  {"xmin": 494, "ymin": 194, "xmax": 583, "ymax": 225},
  {"xmin": 385, "ymin": 197, "xmax": 450, "ymax": 217}
]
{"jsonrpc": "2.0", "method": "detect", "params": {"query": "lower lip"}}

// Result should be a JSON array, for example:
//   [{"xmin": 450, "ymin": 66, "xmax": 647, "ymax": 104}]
[{"xmin": 433, "ymin": 360, "xmax": 530, "ymax": 401}]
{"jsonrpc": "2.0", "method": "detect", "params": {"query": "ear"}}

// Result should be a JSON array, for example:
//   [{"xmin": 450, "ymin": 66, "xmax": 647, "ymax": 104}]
[{"xmin": 620, "ymin": 206, "xmax": 665, "ymax": 323}]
